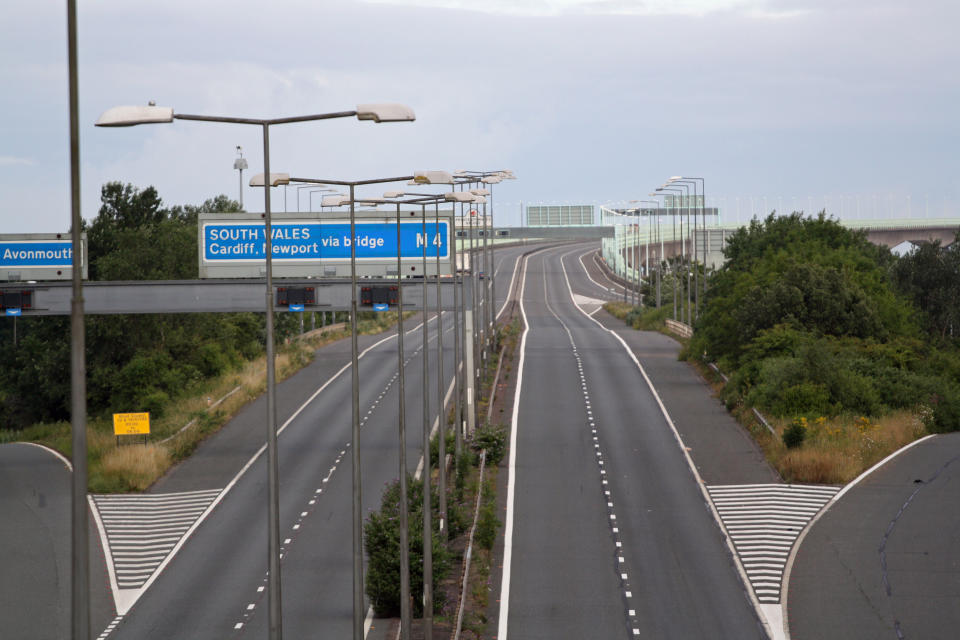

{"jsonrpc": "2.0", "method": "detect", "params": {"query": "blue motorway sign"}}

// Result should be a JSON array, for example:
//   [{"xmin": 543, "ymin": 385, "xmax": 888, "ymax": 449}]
[
  {"xmin": 0, "ymin": 234, "xmax": 87, "ymax": 281},
  {"xmin": 0, "ymin": 241, "xmax": 74, "ymax": 267},
  {"xmin": 197, "ymin": 213, "xmax": 453, "ymax": 279},
  {"xmin": 203, "ymin": 220, "xmax": 449, "ymax": 263},
  {"xmin": 372, "ymin": 303, "xmax": 389, "ymax": 312}
]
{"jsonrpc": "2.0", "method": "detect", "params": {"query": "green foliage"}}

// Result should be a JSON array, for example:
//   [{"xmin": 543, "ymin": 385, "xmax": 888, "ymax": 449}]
[
  {"xmin": 0, "ymin": 183, "xmax": 259, "ymax": 429},
  {"xmin": 475, "ymin": 478, "xmax": 500, "ymax": 550},
  {"xmin": 624, "ymin": 305, "xmax": 671, "ymax": 330},
  {"xmin": 782, "ymin": 417, "xmax": 808, "ymax": 449},
  {"xmin": 692, "ymin": 213, "xmax": 960, "ymax": 430},
  {"xmin": 455, "ymin": 451, "xmax": 474, "ymax": 501},
  {"xmin": 364, "ymin": 477, "xmax": 451, "ymax": 618},
  {"xmin": 429, "ymin": 430, "xmax": 456, "ymax": 468},
  {"xmin": 471, "ymin": 422, "xmax": 508, "ymax": 465},
  {"xmin": 890, "ymin": 233, "xmax": 960, "ymax": 340},
  {"xmin": 693, "ymin": 212, "xmax": 915, "ymax": 369},
  {"xmin": 924, "ymin": 389, "xmax": 960, "ymax": 433}
]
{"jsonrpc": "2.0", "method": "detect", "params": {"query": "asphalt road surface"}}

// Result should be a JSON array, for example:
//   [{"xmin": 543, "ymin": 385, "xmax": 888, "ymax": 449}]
[
  {"xmin": 0, "ymin": 443, "xmax": 115, "ymax": 638},
  {"xmin": 99, "ymin": 243, "xmax": 530, "ymax": 638},
  {"xmin": 788, "ymin": 432, "xmax": 960, "ymax": 640},
  {"xmin": 500, "ymin": 244, "xmax": 767, "ymax": 639}
]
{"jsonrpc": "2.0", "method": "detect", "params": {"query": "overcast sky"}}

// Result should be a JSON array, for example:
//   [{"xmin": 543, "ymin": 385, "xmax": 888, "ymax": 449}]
[{"xmin": 1, "ymin": 0, "xmax": 957, "ymax": 231}]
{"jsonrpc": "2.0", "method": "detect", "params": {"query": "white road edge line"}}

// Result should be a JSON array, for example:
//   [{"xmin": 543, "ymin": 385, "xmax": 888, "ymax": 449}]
[
  {"xmin": 496, "ymin": 246, "xmax": 535, "ymax": 640},
  {"xmin": 563, "ymin": 246, "xmax": 941, "ymax": 640},
  {"xmin": 16, "ymin": 441, "xmax": 74, "ymax": 470},
  {"xmin": 97, "ymin": 313, "xmax": 445, "ymax": 619},
  {"xmin": 778, "ymin": 432, "xmax": 937, "ymax": 640},
  {"xmin": 557, "ymin": 248, "xmax": 776, "ymax": 640},
  {"xmin": 578, "ymin": 249, "xmax": 623, "ymax": 297}
]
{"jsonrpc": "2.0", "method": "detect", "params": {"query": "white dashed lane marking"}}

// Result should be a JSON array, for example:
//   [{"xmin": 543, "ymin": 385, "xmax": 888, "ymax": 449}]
[
  {"xmin": 542, "ymin": 260, "xmax": 641, "ymax": 636},
  {"xmin": 228, "ymin": 334, "xmax": 444, "ymax": 633},
  {"xmin": 707, "ymin": 484, "xmax": 839, "ymax": 603}
]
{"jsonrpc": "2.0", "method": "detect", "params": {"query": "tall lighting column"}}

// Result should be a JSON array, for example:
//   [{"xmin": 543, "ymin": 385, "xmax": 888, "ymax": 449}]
[
  {"xmin": 677, "ymin": 176, "xmax": 707, "ymax": 317},
  {"xmin": 656, "ymin": 186, "xmax": 685, "ymax": 322},
  {"xmin": 668, "ymin": 177, "xmax": 701, "ymax": 320},
  {"xmin": 66, "ymin": 2, "xmax": 88, "ymax": 637},
  {"xmin": 670, "ymin": 181, "xmax": 692, "ymax": 325},
  {"xmin": 98, "ymin": 103, "xmax": 414, "ymax": 640}
]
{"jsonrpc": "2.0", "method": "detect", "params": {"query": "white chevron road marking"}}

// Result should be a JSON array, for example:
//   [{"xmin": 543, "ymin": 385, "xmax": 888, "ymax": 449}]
[{"xmin": 707, "ymin": 484, "xmax": 839, "ymax": 604}]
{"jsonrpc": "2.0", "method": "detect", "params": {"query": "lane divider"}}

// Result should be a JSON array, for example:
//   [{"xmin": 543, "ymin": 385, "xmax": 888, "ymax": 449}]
[
  {"xmin": 96, "ymin": 313, "xmax": 448, "ymax": 636},
  {"xmin": 557, "ymin": 248, "xmax": 775, "ymax": 639},
  {"xmin": 541, "ymin": 256, "xmax": 642, "ymax": 636}
]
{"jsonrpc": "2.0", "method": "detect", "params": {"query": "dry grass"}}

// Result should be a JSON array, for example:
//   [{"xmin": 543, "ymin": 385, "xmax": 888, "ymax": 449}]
[
  {"xmin": 14, "ymin": 313, "xmax": 407, "ymax": 493},
  {"xmin": 99, "ymin": 443, "xmax": 172, "ymax": 491},
  {"xmin": 765, "ymin": 411, "xmax": 926, "ymax": 484}
]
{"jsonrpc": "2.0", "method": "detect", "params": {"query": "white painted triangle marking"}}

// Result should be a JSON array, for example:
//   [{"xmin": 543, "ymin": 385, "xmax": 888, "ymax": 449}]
[{"xmin": 90, "ymin": 489, "xmax": 222, "ymax": 615}]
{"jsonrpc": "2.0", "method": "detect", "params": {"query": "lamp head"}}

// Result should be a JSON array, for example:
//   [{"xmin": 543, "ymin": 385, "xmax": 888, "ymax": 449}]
[
  {"xmin": 413, "ymin": 170, "xmax": 454, "ymax": 185},
  {"xmin": 444, "ymin": 192, "xmax": 476, "ymax": 203},
  {"xmin": 356, "ymin": 103, "xmax": 416, "ymax": 123},
  {"xmin": 322, "ymin": 195, "xmax": 352, "ymax": 207},
  {"xmin": 95, "ymin": 104, "xmax": 174, "ymax": 127},
  {"xmin": 249, "ymin": 173, "xmax": 290, "ymax": 187}
]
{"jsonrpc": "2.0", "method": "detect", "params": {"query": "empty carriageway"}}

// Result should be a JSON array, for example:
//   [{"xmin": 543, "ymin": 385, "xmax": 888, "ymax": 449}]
[{"xmin": 499, "ymin": 244, "xmax": 767, "ymax": 639}]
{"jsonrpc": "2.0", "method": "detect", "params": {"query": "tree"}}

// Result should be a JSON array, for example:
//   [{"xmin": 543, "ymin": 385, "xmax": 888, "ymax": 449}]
[
  {"xmin": 694, "ymin": 212, "xmax": 915, "ymax": 369},
  {"xmin": 890, "ymin": 232, "xmax": 960, "ymax": 340},
  {"xmin": 0, "ymin": 184, "xmax": 256, "ymax": 429}
]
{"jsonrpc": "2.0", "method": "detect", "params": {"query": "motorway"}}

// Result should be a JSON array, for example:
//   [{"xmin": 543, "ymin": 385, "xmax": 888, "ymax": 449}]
[
  {"xmin": 6, "ymin": 240, "xmax": 957, "ymax": 639},
  {"xmin": 499, "ymin": 244, "xmax": 767, "ymax": 639},
  {"xmin": 93, "ymin": 244, "xmax": 529, "ymax": 638}
]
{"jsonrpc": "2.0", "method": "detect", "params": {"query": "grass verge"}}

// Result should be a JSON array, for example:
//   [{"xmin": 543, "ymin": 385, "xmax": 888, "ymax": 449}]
[{"xmin": 4, "ymin": 311, "xmax": 410, "ymax": 493}]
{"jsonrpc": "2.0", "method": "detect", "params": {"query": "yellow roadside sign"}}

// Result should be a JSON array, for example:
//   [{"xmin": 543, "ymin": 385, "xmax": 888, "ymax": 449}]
[{"xmin": 113, "ymin": 412, "xmax": 150, "ymax": 435}]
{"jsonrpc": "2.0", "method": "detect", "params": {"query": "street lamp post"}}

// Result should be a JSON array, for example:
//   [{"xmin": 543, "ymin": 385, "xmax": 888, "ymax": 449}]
[
  {"xmin": 97, "ymin": 103, "xmax": 414, "ymax": 640},
  {"xmin": 291, "ymin": 175, "xmax": 424, "ymax": 640},
  {"xmin": 668, "ymin": 177, "xmax": 703, "ymax": 320},
  {"xmin": 382, "ymin": 188, "xmax": 467, "ymax": 640},
  {"xmin": 655, "ymin": 187, "xmax": 684, "ymax": 321},
  {"xmin": 66, "ymin": 3, "xmax": 88, "ymax": 638},
  {"xmin": 665, "ymin": 181, "xmax": 692, "ymax": 325},
  {"xmin": 630, "ymin": 200, "xmax": 662, "ymax": 308},
  {"xmin": 674, "ymin": 176, "xmax": 707, "ymax": 317}
]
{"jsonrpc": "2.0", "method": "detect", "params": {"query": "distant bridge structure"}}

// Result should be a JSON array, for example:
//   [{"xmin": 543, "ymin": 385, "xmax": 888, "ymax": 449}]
[{"xmin": 598, "ymin": 208, "xmax": 959, "ymax": 289}]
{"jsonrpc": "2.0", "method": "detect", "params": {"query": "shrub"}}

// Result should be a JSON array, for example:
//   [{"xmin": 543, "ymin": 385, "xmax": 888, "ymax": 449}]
[
  {"xmin": 472, "ymin": 423, "xmax": 508, "ymax": 465},
  {"xmin": 455, "ymin": 452, "xmax": 473, "ymax": 501},
  {"xmin": 782, "ymin": 418, "xmax": 807, "ymax": 449},
  {"xmin": 195, "ymin": 342, "xmax": 230, "ymax": 377},
  {"xmin": 925, "ymin": 388, "xmax": 960, "ymax": 433},
  {"xmin": 139, "ymin": 390, "xmax": 170, "ymax": 419},
  {"xmin": 364, "ymin": 477, "xmax": 450, "ymax": 618},
  {"xmin": 429, "ymin": 430, "xmax": 456, "ymax": 468},
  {"xmin": 475, "ymin": 479, "xmax": 500, "ymax": 550}
]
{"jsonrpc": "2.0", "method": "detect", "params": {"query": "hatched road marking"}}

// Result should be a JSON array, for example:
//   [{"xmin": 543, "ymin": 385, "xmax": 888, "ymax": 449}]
[
  {"xmin": 707, "ymin": 484, "xmax": 839, "ymax": 604},
  {"xmin": 91, "ymin": 489, "xmax": 222, "ymax": 590}
]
